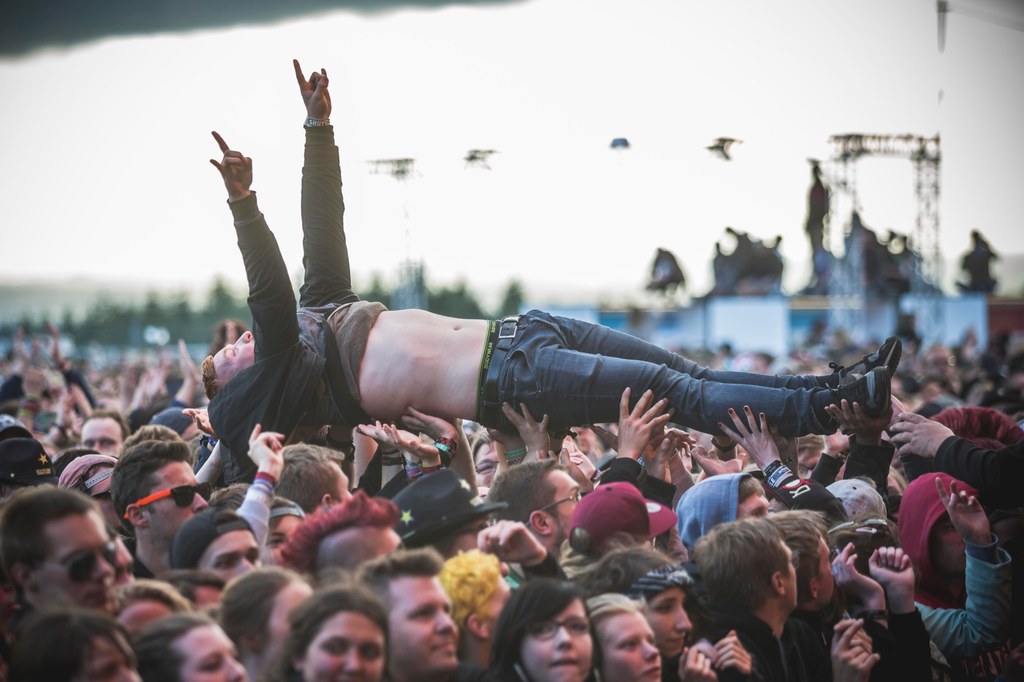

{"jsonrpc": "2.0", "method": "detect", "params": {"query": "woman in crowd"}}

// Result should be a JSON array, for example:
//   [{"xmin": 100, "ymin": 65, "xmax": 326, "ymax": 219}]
[
  {"xmin": 490, "ymin": 578, "xmax": 594, "ymax": 682},
  {"xmin": 133, "ymin": 613, "xmax": 247, "ymax": 682},
  {"xmin": 116, "ymin": 579, "xmax": 193, "ymax": 637},
  {"xmin": 219, "ymin": 567, "xmax": 313, "ymax": 682},
  {"xmin": 586, "ymin": 593, "xmax": 662, "ymax": 682},
  {"xmin": 10, "ymin": 608, "xmax": 141, "ymax": 682},
  {"xmin": 577, "ymin": 548, "xmax": 697, "ymax": 673},
  {"xmin": 270, "ymin": 584, "xmax": 388, "ymax": 682}
]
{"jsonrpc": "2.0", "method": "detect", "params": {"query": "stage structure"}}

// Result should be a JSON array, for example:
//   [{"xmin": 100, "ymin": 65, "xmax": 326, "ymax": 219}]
[
  {"xmin": 826, "ymin": 133, "xmax": 943, "ymax": 344},
  {"xmin": 369, "ymin": 158, "xmax": 427, "ymax": 311}
]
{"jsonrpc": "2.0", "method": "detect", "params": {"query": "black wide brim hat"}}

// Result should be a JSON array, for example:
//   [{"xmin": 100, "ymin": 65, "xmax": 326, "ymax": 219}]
[
  {"xmin": 392, "ymin": 469, "xmax": 508, "ymax": 549},
  {"xmin": 0, "ymin": 437, "xmax": 57, "ymax": 486}
]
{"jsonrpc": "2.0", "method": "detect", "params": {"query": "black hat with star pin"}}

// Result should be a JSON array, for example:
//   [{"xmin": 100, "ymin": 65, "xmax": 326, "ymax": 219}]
[
  {"xmin": 392, "ymin": 469, "xmax": 508, "ymax": 549},
  {"xmin": 0, "ymin": 437, "xmax": 57, "ymax": 487}
]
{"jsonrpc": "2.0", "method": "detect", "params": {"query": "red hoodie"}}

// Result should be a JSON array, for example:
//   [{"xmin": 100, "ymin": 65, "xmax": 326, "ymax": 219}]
[{"xmin": 897, "ymin": 471, "xmax": 979, "ymax": 609}]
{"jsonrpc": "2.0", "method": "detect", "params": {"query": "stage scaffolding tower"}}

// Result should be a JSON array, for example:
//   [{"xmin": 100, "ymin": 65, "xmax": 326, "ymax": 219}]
[{"xmin": 826, "ymin": 133, "xmax": 943, "ymax": 344}]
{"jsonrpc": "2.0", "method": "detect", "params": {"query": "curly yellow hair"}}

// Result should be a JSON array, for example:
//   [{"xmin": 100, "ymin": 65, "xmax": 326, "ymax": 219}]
[{"xmin": 438, "ymin": 549, "xmax": 503, "ymax": 628}]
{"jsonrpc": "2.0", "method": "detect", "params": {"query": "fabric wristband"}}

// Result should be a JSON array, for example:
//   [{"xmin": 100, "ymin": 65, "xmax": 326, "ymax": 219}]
[
  {"xmin": 505, "ymin": 447, "xmax": 527, "ymax": 465},
  {"xmin": 854, "ymin": 610, "xmax": 888, "ymax": 622}
]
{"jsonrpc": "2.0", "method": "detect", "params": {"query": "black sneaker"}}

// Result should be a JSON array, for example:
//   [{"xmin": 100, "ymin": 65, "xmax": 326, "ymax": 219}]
[
  {"xmin": 832, "ymin": 367, "xmax": 892, "ymax": 418},
  {"xmin": 831, "ymin": 336, "xmax": 902, "ymax": 384}
]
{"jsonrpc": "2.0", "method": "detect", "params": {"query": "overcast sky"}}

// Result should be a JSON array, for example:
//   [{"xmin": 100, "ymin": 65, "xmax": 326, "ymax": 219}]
[{"xmin": 1, "ymin": 0, "xmax": 1021, "ymax": 307}]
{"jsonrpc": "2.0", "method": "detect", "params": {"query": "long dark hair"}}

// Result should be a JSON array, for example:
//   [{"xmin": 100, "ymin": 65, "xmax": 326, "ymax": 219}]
[
  {"xmin": 11, "ymin": 608, "xmax": 136, "ymax": 682},
  {"xmin": 269, "ymin": 583, "xmax": 388, "ymax": 682},
  {"xmin": 489, "ymin": 579, "xmax": 588, "ymax": 682}
]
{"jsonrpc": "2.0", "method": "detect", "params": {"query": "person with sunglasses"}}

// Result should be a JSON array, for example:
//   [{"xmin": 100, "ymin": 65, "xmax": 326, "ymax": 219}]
[
  {"xmin": 0, "ymin": 486, "xmax": 118, "ymax": 619},
  {"xmin": 111, "ymin": 439, "xmax": 210, "ymax": 578}
]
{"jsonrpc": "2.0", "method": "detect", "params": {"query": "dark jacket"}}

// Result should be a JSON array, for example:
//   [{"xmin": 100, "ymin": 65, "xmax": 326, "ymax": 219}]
[
  {"xmin": 705, "ymin": 604, "xmax": 809, "ymax": 682},
  {"xmin": 208, "ymin": 128, "xmax": 369, "ymax": 483}
]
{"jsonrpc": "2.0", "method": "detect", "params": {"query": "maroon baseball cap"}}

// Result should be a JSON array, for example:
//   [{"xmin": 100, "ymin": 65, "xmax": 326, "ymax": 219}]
[{"xmin": 569, "ymin": 481, "xmax": 677, "ymax": 554}]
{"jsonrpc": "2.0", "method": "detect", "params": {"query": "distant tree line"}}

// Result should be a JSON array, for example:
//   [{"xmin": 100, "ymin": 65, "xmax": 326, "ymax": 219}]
[{"xmin": 1, "ymin": 272, "xmax": 526, "ymax": 350}]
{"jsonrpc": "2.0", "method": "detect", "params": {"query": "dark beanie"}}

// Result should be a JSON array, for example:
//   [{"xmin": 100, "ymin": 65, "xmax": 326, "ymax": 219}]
[{"xmin": 170, "ymin": 509, "xmax": 251, "ymax": 570}]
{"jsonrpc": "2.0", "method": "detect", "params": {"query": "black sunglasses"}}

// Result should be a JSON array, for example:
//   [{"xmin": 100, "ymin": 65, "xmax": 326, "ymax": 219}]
[
  {"xmin": 41, "ymin": 541, "xmax": 119, "ymax": 582},
  {"xmin": 127, "ymin": 483, "xmax": 212, "ymax": 517}
]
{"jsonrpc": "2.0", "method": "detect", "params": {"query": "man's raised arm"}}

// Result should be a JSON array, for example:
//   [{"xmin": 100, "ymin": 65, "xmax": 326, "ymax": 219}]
[
  {"xmin": 210, "ymin": 131, "xmax": 298, "ymax": 358},
  {"xmin": 293, "ymin": 59, "xmax": 360, "ymax": 308}
]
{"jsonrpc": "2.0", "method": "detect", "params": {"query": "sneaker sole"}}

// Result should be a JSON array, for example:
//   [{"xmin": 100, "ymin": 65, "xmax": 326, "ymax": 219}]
[
  {"xmin": 863, "ymin": 368, "xmax": 891, "ymax": 417},
  {"xmin": 880, "ymin": 338, "xmax": 902, "ymax": 377}
]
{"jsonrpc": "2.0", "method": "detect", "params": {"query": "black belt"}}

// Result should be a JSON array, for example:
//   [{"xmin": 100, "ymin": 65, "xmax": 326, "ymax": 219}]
[{"xmin": 478, "ymin": 315, "xmax": 521, "ymax": 428}]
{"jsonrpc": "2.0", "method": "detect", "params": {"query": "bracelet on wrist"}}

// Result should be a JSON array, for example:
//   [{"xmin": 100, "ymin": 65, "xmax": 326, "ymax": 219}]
[
  {"xmin": 434, "ymin": 436, "xmax": 457, "ymax": 455},
  {"xmin": 854, "ymin": 609, "xmax": 888, "ymax": 622},
  {"xmin": 504, "ymin": 447, "xmax": 527, "ymax": 465},
  {"xmin": 420, "ymin": 464, "xmax": 443, "ymax": 475},
  {"xmin": 711, "ymin": 438, "xmax": 737, "ymax": 452},
  {"xmin": 304, "ymin": 116, "xmax": 330, "ymax": 128}
]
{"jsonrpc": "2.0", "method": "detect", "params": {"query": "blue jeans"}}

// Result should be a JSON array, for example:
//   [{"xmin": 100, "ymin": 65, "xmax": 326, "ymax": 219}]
[{"xmin": 495, "ymin": 310, "xmax": 836, "ymax": 437}]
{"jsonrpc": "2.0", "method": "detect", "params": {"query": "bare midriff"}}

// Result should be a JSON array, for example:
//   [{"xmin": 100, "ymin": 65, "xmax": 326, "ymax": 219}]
[{"xmin": 357, "ymin": 309, "xmax": 490, "ymax": 422}]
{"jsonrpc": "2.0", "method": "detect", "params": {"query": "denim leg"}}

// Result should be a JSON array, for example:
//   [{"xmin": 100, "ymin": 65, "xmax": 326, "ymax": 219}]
[{"xmin": 499, "ymin": 311, "xmax": 833, "ymax": 436}]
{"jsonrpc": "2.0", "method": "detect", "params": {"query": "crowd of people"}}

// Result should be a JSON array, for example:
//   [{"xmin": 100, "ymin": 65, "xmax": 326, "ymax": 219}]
[{"xmin": 0, "ymin": 61, "xmax": 1022, "ymax": 682}]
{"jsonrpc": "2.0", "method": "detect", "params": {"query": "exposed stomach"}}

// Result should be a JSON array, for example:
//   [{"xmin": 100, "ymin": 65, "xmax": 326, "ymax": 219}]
[{"xmin": 358, "ymin": 309, "xmax": 489, "ymax": 422}]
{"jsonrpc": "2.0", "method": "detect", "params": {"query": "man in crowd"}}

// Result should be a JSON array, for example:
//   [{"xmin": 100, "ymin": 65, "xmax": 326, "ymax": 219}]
[
  {"xmin": 0, "ymin": 487, "xmax": 117, "ymax": 616},
  {"xmin": 487, "ymin": 459, "xmax": 581, "ymax": 562},
  {"xmin": 275, "ymin": 443, "xmax": 351, "ymax": 514},
  {"xmin": 693, "ymin": 517, "xmax": 804, "ymax": 681},
  {"xmin": 169, "ymin": 508, "xmax": 260, "ymax": 582},
  {"xmin": 357, "ymin": 548, "xmax": 485, "ymax": 682},
  {"xmin": 80, "ymin": 409, "xmax": 130, "ymax": 456},
  {"xmin": 279, "ymin": 490, "xmax": 401, "ymax": 577},
  {"xmin": 111, "ymin": 439, "xmax": 209, "ymax": 577}
]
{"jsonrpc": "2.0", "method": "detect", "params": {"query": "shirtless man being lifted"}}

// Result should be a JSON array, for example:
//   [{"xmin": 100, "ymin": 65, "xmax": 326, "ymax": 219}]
[{"xmin": 203, "ymin": 61, "xmax": 897, "ymax": 482}]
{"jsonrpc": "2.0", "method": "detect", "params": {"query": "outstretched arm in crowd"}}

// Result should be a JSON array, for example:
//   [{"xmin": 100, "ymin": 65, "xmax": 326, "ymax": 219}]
[
  {"xmin": 719, "ymin": 406, "xmax": 845, "ymax": 522},
  {"xmin": 867, "ymin": 547, "xmax": 934, "ymax": 682},
  {"xmin": 234, "ymin": 424, "xmax": 286, "ymax": 549},
  {"xmin": 600, "ymin": 388, "xmax": 677, "ymax": 508},
  {"xmin": 823, "ymin": 398, "xmax": 895, "ymax": 494},
  {"xmin": 401, "ymin": 407, "xmax": 478, "ymax": 492},
  {"xmin": 210, "ymin": 131, "xmax": 299, "ymax": 358},
  {"xmin": 891, "ymin": 411, "xmax": 1024, "ymax": 509},
  {"xmin": 918, "ymin": 476, "xmax": 1013, "ymax": 660},
  {"xmin": 293, "ymin": 59, "xmax": 360, "ymax": 308}
]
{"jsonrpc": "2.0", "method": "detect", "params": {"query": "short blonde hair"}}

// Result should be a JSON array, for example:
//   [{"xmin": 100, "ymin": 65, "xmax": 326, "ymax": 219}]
[
  {"xmin": 201, "ymin": 355, "xmax": 218, "ymax": 399},
  {"xmin": 586, "ymin": 593, "xmax": 644, "ymax": 626},
  {"xmin": 438, "ymin": 549, "xmax": 503, "ymax": 628}
]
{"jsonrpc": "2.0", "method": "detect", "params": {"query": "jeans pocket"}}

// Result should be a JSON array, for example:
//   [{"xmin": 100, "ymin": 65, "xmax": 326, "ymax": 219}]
[{"xmin": 503, "ymin": 349, "xmax": 539, "ymax": 405}]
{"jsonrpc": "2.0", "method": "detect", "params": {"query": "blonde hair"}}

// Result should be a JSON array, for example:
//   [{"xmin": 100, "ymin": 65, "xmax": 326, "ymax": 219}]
[
  {"xmin": 201, "ymin": 355, "xmax": 218, "ymax": 399},
  {"xmin": 586, "ymin": 593, "xmax": 644, "ymax": 625},
  {"xmin": 438, "ymin": 549, "xmax": 503, "ymax": 628}
]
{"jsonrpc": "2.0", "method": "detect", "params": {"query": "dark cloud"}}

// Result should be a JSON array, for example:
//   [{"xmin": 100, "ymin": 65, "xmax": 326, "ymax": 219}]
[{"xmin": 0, "ymin": 0, "xmax": 521, "ymax": 57}]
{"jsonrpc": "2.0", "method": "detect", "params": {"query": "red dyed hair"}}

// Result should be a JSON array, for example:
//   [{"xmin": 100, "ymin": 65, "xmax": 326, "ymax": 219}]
[
  {"xmin": 933, "ymin": 406, "xmax": 1024, "ymax": 451},
  {"xmin": 280, "ymin": 491, "xmax": 399, "ymax": 573}
]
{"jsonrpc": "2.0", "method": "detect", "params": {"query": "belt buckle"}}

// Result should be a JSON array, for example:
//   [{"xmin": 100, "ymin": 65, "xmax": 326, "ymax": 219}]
[{"xmin": 498, "ymin": 315, "xmax": 519, "ymax": 339}]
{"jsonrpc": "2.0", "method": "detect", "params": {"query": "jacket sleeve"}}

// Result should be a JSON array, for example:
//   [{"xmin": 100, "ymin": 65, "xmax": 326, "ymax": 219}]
[
  {"xmin": 298, "ymin": 126, "xmax": 360, "ymax": 308},
  {"xmin": 762, "ymin": 463, "xmax": 847, "ymax": 522},
  {"xmin": 843, "ymin": 439, "xmax": 894, "ymax": 495},
  {"xmin": 933, "ymin": 438, "xmax": 1024, "ymax": 510},
  {"xmin": 230, "ymin": 194, "xmax": 298, "ymax": 358},
  {"xmin": 868, "ymin": 610, "xmax": 933, "ymax": 682},
  {"xmin": 916, "ymin": 544, "xmax": 1012, "ymax": 660},
  {"xmin": 810, "ymin": 452, "xmax": 842, "ymax": 486}
]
